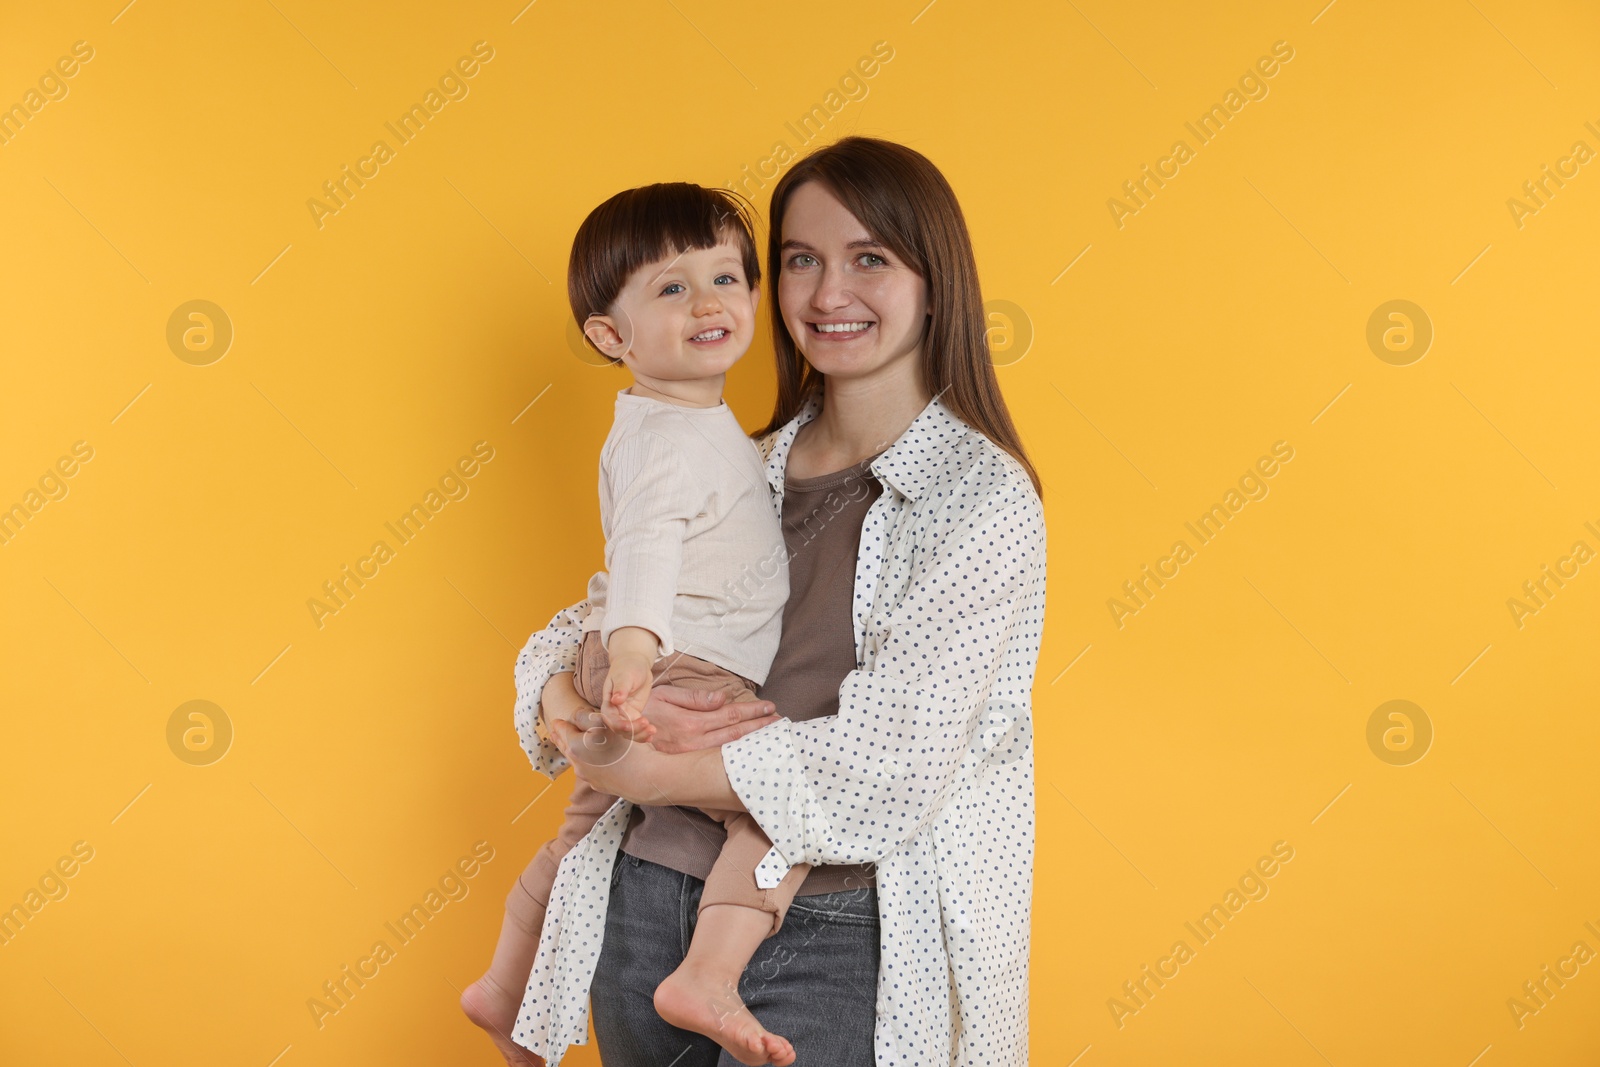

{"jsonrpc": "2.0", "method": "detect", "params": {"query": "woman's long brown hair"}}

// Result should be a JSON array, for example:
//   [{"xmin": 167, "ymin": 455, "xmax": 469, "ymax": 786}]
[{"xmin": 755, "ymin": 136, "xmax": 1042, "ymax": 499}]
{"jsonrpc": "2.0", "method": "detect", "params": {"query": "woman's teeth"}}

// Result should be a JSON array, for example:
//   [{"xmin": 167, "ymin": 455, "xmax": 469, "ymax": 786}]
[{"xmin": 814, "ymin": 322, "xmax": 873, "ymax": 333}]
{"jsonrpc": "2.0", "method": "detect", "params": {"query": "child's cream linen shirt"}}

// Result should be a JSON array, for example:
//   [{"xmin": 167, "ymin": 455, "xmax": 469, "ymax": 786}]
[{"xmin": 582, "ymin": 387, "xmax": 787, "ymax": 684}]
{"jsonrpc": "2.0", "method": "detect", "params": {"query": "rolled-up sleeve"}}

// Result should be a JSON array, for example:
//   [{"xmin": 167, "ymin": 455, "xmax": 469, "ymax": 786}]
[
  {"xmin": 723, "ymin": 472, "xmax": 1047, "ymax": 868},
  {"xmin": 514, "ymin": 595, "xmax": 591, "ymax": 781}
]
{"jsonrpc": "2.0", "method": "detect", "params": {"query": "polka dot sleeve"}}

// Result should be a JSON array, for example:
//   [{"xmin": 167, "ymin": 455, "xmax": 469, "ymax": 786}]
[
  {"xmin": 513, "ymin": 596, "xmax": 589, "ymax": 781},
  {"xmin": 722, "ymin": 465, "xmax": 1046, "ymax": 868}
]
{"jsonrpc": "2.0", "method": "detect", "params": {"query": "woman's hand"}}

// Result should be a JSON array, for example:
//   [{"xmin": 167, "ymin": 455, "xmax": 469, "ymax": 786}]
[
  {"xmin": 545, "ymin": 718, "xmax": 653, "ymax": 801},
  {"xmin": 541, "ymin": 672, "xmax": 779, "ymax": 754},
  {"xmin": 629, "ymin": 687, "xmax": 780, "ymax": 753},
  {"xmin": 546, "ymin": 718, "xmax": 741, "ymax": 809}
]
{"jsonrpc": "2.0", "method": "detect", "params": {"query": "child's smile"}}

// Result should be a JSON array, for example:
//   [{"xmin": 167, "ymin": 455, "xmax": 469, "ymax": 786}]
[{"xmin": 584, "ymin": 236, "xmax": 761, "ymax": 406}]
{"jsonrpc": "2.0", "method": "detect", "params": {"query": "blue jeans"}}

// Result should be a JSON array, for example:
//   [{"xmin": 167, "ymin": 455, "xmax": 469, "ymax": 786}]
[{"xmin": 589, "ymin": 851, "xmax": 880, "ymax": 1066}]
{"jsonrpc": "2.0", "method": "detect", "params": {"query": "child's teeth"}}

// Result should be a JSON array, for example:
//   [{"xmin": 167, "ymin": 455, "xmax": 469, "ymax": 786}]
[{"xmin": 692, "ymin": 329, "xmax": 726, "ymax": 341}]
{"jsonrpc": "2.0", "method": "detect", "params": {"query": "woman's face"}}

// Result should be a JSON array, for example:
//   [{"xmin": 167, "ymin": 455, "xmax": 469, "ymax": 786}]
[{"xmin": 777, "ymin": 181, "xmax": 929, "ymax": 384}]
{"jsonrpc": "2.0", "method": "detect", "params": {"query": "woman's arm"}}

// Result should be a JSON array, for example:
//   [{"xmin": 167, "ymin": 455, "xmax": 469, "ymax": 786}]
[
  {"xmin": 515, "ymin": 597, "xmax": 591, "ymax": 780},
  {"xmin": 542, "ymin": 665, "xmax": 783, "ymax": 803},
  {"xmin": 547, "ymin": 716, "xmax": 740, "ymax": 809},
  {"xmin": 720, "ymin": 466, "xmax": 1048, "ymax": 868}
]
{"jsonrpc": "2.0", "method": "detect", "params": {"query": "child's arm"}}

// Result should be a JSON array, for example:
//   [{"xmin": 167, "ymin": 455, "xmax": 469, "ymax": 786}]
[{"xmin": 598, "ymin": 429, "xmax": 703, "ymax": 718}]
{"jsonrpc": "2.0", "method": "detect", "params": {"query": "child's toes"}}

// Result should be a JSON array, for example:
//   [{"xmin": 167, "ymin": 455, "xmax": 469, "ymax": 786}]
[{"xmin": 762, "ymin": 1033, "xmax": 795, "ymax": 1066}]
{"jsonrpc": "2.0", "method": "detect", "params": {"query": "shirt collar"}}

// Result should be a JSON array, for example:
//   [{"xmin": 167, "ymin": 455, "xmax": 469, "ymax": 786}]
[{"xmin": 763, "ymin": 388, "xmax": 969, "ymax": 503}]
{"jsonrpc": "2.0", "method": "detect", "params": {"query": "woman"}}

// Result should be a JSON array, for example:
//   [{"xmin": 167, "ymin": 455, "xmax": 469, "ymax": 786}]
[{"xmin": 512, "ymin": 136, "xmax": 1047, "ymax": 1066}]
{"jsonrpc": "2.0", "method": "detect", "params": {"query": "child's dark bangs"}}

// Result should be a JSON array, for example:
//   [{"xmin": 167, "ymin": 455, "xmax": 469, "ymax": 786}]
[{"xmin": 644, "ymin": 194, "xmax": 736, "ymax": 265}]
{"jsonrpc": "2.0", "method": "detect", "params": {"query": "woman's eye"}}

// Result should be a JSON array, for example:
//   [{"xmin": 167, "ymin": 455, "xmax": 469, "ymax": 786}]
[
  {"xmin": 859, "ymin": 253, "xmax": 886, "ymax": 267},
  {"xmin": 788, "ymin": 253, "xmax": 816, "ymax": 268}
]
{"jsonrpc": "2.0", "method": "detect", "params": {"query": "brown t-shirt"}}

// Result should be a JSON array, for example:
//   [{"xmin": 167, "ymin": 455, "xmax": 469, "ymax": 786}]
[{"xmin": 618, "ymin": 450, "xmax": 885, "ymax": 894}]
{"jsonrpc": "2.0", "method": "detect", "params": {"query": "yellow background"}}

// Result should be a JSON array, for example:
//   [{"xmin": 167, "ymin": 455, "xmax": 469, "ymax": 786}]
[{"xmin": 2, "ymin": 0, "xmax": 1597, "ymax": 1064}]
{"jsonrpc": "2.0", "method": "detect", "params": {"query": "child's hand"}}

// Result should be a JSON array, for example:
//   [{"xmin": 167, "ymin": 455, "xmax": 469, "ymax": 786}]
[
  {"xmin": 599, "ymin": 626, "xmax": 662, "ymax": 741},
  {"xmin": 602, "ymin": 653, "xmax": 654, "ymax": 727}
]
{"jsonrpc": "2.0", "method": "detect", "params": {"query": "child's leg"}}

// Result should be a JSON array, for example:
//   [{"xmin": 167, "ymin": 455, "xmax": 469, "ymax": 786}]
[
  {"xmin": 460, "ymin": 852, "xmax": 552, "ymax": 1066},
  {"xmin": 652, "ymin": 806, "xmax": 809, "ymax": 1066},
  {"xmin": 701, "ymin": 810, "xmax": 812, "ymax": 939},
  {"xmin": 462, "ymin": 778, "xmax": 619, "ymax": 1064},
  {"xmin": 632, "ymin": 656, "xmax": 804, "ymax": 1064}
]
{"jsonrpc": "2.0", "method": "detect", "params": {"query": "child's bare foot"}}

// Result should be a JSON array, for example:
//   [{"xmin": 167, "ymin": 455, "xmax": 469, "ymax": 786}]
[
  {"xmin": 654, "ymin": 961, "xmax": 795, "ymax": 1066},
  {"xmin": 461, "ymin": 974, "xmax": 546, "ymax": 1067}
]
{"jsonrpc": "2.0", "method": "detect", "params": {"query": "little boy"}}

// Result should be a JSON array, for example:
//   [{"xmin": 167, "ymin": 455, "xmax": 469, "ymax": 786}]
[{"xmin": 463, "ymin": 183, "xmax": 805, "ymax": 1067}]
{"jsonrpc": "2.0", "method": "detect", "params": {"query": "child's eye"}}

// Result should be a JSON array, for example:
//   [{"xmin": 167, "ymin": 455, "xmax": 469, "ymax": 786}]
[
  {"xmin": 660, "ymin": 282, "xmax": 685, "ymax": 296},
  {"xmin": 714, "ymin": 273, "xmax": 739, "ymax": 285}
]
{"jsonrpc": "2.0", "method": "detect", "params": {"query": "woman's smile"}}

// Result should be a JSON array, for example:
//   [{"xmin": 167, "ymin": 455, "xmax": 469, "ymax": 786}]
[{"xmin": 806, "ymin": 320, "xmax": 876, "ymax": 341}]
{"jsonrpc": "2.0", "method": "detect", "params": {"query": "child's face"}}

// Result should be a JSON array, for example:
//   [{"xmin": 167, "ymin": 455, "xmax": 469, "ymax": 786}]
[{"xmin": 584, "ymin": 236, "xmax": 760, "ymax": 383}]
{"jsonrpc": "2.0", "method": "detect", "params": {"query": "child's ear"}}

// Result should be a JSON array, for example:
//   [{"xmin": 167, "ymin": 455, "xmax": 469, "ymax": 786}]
[
  {"xmin": 749, "ymin": 286, "xmax": 761, "ymax": 315},
  {"xmin": 583, "ymin": 314, "xmax": 626, "ymax": 359}
]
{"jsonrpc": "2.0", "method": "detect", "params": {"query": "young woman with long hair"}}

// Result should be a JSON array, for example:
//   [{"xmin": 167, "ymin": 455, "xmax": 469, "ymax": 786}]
[{"xmin": 511, "ymin": 136, "xmax": 1046, "ymax": 1067}]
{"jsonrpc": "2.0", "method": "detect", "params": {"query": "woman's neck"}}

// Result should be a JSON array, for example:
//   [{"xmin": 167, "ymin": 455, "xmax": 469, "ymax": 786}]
[{"xmin": 791, "ymin": 358, "xmax": 933, "ymax": 478}]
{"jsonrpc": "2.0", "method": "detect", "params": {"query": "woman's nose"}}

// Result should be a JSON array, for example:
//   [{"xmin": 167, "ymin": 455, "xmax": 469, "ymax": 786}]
[{"xmin": 811, "ymin": 268, "xmax": 851, "ymax": 310}]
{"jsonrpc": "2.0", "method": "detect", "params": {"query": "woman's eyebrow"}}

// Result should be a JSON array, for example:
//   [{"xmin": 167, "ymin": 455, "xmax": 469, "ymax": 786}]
[{"xmin": 779, "ymin": 238, "xmax": 885, "ymax": 251}]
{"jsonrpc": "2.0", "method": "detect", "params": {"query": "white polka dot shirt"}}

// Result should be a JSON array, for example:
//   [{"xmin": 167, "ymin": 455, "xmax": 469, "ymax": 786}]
[{"xmin": 511, "ymin": 392, "xmax": 1048, "ymax": 1066}]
